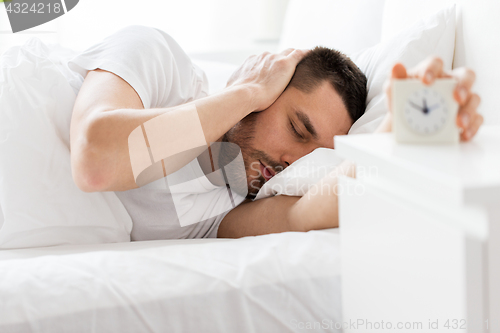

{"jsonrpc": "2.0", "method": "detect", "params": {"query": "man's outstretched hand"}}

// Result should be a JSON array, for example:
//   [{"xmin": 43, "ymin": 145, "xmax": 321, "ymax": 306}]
[
  {"xmin": 226, "ymin": 49, "xmax": 310, "ymax": 112},
  {"xmin": 382, "ymin": 56, "xmax": 483, "ymax": 141}
]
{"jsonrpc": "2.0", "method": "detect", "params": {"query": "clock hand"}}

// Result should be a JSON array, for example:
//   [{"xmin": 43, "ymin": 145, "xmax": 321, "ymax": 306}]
[
  {"xmin": 427, "ymin": 103, "xmax": 440, "ymax": 111},
  {"xmin": 422, "ymin": 97, "xmax": 429, "ymax": 114},
  {"xmin": 409, "ymin": 100, "xmax": 423, "ymax": 111}
]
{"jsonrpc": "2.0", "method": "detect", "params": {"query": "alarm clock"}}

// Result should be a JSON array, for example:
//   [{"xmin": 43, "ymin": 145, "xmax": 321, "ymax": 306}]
[{"xmin": 392, "ymin": 78, "xmax": 460, "ymax": 144}]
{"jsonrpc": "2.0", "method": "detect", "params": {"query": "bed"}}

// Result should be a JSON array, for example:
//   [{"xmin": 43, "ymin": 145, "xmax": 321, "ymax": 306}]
[
  {"xmin": 0, "ymin": 6, "xmax": 343, "ymax": 333},
  {"xmin": 1, "ymin": 0, "xmax": 499, "ymax": 332},
  {"xmin": 0, "ymin": 230, "xmax": 341, "ymax": 332}
]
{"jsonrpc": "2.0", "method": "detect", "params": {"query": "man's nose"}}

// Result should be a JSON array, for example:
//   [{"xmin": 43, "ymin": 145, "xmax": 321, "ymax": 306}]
[{"xmin": 280, "ymin": 146, "xmax": 316, "ymax": 167}]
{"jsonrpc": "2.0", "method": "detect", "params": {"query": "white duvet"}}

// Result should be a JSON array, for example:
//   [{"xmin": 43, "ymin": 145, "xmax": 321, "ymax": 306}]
[
  {"xmin": 0, "ymin": 229, "xmax": 342, "ymax": 333},
  {"xmin": 0, "ymin": 38, "xmax": 132, "ymax": 249}
]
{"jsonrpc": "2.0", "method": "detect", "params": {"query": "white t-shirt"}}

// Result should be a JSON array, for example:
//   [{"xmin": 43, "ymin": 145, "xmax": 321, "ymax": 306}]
[{"xmin": 67, "ymin": 25, "xmax": 245, "ymax": 240}]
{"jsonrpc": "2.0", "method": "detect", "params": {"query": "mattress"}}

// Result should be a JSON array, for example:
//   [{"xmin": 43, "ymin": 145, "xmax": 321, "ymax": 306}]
[{"xmin": 0, "ymin": 229, "xmax": 342, "ymax": 333}]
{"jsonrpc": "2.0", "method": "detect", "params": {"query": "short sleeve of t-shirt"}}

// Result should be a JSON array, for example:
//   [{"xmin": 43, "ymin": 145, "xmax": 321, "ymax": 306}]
[{"xmin": 68, "ymin": 25, "xmax": 209, "ymax": 109}]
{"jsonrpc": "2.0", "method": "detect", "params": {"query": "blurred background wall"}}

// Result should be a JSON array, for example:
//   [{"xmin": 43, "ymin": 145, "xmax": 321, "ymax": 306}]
[{"xmin": 0, "ymin": 0, "xmax": 289, "ymax": 61}]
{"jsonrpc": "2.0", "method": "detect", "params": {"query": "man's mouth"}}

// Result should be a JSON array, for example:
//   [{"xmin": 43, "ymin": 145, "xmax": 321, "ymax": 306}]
[{"xmin": 259, "ymin": 160, "xmax": 275, "ymax": 182}]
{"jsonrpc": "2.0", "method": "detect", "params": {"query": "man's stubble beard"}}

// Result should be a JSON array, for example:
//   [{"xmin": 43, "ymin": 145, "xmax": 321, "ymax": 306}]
[{"xmin": 219, "ymin": 112, "xmax": 281, "ymax": 199}]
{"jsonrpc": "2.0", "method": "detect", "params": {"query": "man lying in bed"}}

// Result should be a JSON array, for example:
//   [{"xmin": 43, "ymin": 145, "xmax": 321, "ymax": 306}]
[{"xmin": 70, "ymin": 25, "xmax": 483, "ymax": 240}]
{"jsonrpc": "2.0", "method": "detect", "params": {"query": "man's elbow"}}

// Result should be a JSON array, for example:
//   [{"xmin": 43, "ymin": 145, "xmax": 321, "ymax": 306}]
[
  {"xmin": 74, "ymin": 179, "xmax": 101, "ymax": 193},
  {"xmin": 70, "ymin": 138, "xmax": 110, "ymax": 193},
  {"xmin": 71, "ymin": 157, "xmax": 108, "ymax": 193},
  {"xmin": 70, "ymin": 113, "xmax": 115, "ymax": 193}
]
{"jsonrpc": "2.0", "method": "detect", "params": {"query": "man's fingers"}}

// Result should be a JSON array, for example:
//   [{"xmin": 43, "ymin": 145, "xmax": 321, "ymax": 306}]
[
  {"xmin": 469, "ymin": 113, "xmax": 484, "ymax": 139},
  {"xmin": 457, "ymin": 92, "xmax": 482, "ymax": 142},
  {"xmin": 258, "ymin": 51, "xmax": 271, "ymax": 58},
  {"xmin": 286, "ymin": 48, "xmax": 310, "ymax": 65},
  {"xmin": 423, "ymin": 57, "xmax": 445, "ymax": 84},
  {"xmin": 391, "ymin": 63, "xmax": 408, "ymax": 79},
  {"xmin": 384, "ymin": 63, "xmax": 408, "ymax": 113},
  {"xmin": 457, "ymin": 93, "xmax": 481, "ymax": 129},
  {"xmin": 408, "ymin": 56, "xmax": 451, "ymax": 84},
  {"xmin": 461, "ymin": 113, "xmax": 484, "ymax": 141},
  {"xmin": 280, "ymin": 48, "xmax": 296, "ymax": 56},
  {"xmin": 451, "ymin": 67, "xmax": 476, "ymax": 104}
]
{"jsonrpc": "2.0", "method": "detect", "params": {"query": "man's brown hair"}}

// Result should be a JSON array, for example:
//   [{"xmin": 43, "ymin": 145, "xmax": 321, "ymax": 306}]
[{"xmin": 287, "ymin": 46, "xmax": 367, "ymax": 123}]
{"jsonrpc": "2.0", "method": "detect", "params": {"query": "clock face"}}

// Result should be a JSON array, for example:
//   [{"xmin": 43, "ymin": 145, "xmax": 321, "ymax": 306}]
[{"xmin": 403, "ymin": 87, "xmax": 448, "ymax": 135}]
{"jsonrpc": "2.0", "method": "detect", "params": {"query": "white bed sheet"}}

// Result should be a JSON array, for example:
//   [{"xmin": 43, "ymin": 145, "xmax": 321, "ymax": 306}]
[{"xmin": 0, "ymin": 229, "xmax": 342, "ymax": 333}]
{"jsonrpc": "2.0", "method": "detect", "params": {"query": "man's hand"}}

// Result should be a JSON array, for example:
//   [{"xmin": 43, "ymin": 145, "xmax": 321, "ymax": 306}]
[
  {"xmin": 226, "ymin": 49, "xmax": 310, "ymax": 112},
  {"xmin": 382, "ymin": 56, "xmax": 483, "ymax": 141}
]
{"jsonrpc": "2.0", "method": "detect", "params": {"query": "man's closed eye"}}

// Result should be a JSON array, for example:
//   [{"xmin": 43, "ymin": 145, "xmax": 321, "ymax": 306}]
[{"xmin": 289, "ymin": 119, "xmax": 304, "ymax": 140}]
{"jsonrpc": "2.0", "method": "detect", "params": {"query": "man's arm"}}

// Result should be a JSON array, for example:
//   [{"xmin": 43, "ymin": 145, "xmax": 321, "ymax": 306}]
[
  {"xmin": 70, "ymin": 49, "xmax": 309, "ymax": 193},
  {"xmin": 217, "ymin": 158, "xmax": 356, "ymax": 238},
  {"xmin": 71, "ymin": 70, "xmax": 253, "ymax": 192}
]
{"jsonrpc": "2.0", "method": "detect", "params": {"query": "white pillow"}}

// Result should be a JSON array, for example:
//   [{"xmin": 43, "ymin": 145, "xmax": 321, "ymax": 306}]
[
  {"xmin": 279, "ymin": 0, "xmax": 385, "ymax": 55},
  {"xmin": 0, "ymin": 38, "xmax": 132, "ymax": 249},
  {"xmin": 254, "ymin": 148, "xmax": 344, "ymax": 201},
  {"xmin": 348, "ymin": 4, "xmax": 456, "ymax": 134},
  {"xmin": 255, "ymin": 5, "xmax": 456, "ymax": 200}
]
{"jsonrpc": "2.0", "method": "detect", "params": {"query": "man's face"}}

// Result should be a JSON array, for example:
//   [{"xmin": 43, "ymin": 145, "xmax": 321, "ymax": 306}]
[{"xmin": 223, "ymin": 80, "xmax": 352, "ymax": 198}]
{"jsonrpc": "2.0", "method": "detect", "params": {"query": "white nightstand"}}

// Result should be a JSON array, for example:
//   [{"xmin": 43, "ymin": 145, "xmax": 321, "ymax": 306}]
[{"xmin": 335, "ymin": 125, "xmax": 500, "ymax": 333}]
